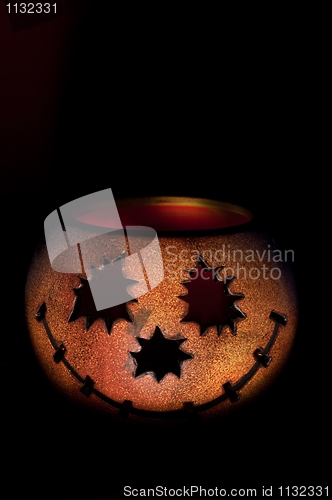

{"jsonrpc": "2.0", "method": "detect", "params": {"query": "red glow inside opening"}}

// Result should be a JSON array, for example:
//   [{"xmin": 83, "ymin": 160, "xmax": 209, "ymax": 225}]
[{"xmin": 76, "ymin": 204, "xmax": 251, "ymax": 231}]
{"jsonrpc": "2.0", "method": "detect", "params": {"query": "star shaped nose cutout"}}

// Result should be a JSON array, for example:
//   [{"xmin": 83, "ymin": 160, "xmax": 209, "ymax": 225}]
[{"xmin": 130, "ymin": 327, "xmax": 193, "ymax": 382}]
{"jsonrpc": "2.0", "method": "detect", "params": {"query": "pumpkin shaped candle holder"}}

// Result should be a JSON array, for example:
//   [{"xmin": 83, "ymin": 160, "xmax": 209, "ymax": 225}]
[{"xmin": 25, "ymin": 195, "xmax": 298, "ymax": 423}]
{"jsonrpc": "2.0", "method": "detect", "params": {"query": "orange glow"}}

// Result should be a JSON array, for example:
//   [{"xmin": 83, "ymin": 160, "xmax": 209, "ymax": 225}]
[{"xmin": 75, "ymin": 198, "xmax": 252, "ymax": 231}]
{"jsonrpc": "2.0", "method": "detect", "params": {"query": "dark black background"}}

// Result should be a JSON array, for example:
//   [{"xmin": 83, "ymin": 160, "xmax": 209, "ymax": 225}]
[{"xmin": 1, "ymin": 3, "xmax": 325, "ymax": 499}]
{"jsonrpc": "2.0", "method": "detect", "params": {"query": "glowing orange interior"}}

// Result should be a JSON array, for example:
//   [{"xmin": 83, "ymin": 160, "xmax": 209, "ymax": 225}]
[{"xmin": 75, "ymin": 198, "xmax": 252, "ymax": 232}]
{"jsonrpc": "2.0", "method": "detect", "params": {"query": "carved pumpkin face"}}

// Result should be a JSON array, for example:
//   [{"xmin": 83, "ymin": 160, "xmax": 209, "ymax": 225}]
[{"xmin": 25, "ymin": 196, "xmax": 298, "ymax": 423}]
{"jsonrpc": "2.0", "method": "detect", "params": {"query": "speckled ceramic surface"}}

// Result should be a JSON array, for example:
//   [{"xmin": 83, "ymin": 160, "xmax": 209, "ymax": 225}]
[{"xmin": 25, "ymin": 197, "xmax": 298, "ymax": 422}]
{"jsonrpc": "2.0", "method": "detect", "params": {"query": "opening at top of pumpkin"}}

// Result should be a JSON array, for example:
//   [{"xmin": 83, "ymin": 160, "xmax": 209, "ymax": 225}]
[{"xmin": 73, "ymin": 197, "xmax": 253, "ymax": 232}]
